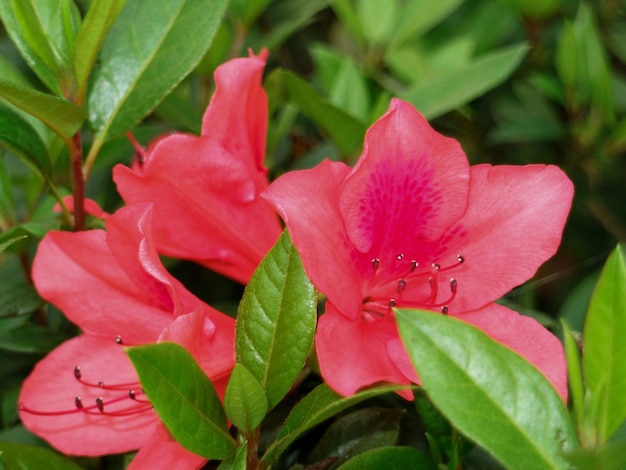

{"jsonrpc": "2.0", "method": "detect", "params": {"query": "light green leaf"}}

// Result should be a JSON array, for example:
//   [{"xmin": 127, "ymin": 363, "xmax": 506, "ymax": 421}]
[
  {"xmin": 583, "ymin": 244, "xmax": 626, "ymax": 443},
  {"xmin": 261, "ymin": 383, "xmax": 406, "ymax": 466},
  {"xmin": 284, "ymin": 71, "xmax": 367, "ymax": 155},
  {"xmin": 0, "ymin": 105, "xmax": 51, "ymax": 176},
  {"xmin": 0, "ymin": 78, "xmax": 85, "ymax": 138},
  {"xmin": 338, "ymin": 446, "xmax": 432, "ymax": 470},
  {"xmin": 87, "ymin": 0, "xmax": 227, "ymax": 143},
  {"xmin": 390, "ymin": 0, "xmax": 465, "ymax": 47},
  {"xmin": 396, "ymin": 308, "xmax": 577, "ymax": 470},
  {"xmin": 236, "ymin": 230, "xmax": 316, "ymax": 410},
  {"xmin": 127, "ymin": 342, "xmax": 236, "ymax": 459},
  {"xmin": 73, "ymin": 0, "xmax": 127, "ymax": 102},
  {"xmin": 561, "ymin": 320, "xmax": 584, "ymax": 431},
  {"xmin": 401, "ymin": 43, "xmax": 528, "ymax": 119},
  {"xmin": 224, "ymin": 364, "xmax": 268, "ymax": 433},
  {"xmin": 356, "ymin": 0, "xmax": 397, "ymax": 45},
  {"xmin": 563, "ymin": 440, "xmax": 626, "ymax": 470},
  {"xmin": 0, "ymin": 442, "xmax": 83, "ymax": 470},
  {"xmin": 217, "ymin": 443, "xmax": 247, "ymax": 470}
]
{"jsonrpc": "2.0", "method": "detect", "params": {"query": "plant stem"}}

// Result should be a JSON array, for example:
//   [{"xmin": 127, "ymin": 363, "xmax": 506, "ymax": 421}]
[
  {"xmin": 68, "ymin": 132, "xmax": 85, "ymax": 231},
  {"xmin": 246, "ymin": 428, "xmax": 260, "ymax": 469}
]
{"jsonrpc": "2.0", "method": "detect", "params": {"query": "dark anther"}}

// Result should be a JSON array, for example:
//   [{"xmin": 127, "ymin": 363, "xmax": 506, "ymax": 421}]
[
  {"xmin": 432, "ymin": 263, "xmax": 441, "ymax": 272},
  {"xmin": 397, "ymin": 279, "xmax": 407, "ymax": 293},
  {"xmin": 75, "ymin": 396, "xmax": 84, "ymax": 409},
  {"xmin": 372, "ymin": 258, "xmax": 380, "ymax": 270},
  {"xmin": 450, "ymin": 278, "xmax": 457, "ymax": 293},
  {"xmin": 396, "ymin": 254, "xmax": 404, "ymax": 260},
  {"xmin": 115, "ymin": 335, "xmax": 123, "ymax": 345},
  {"xmin": 129, "ymin": 389, "xmax": 136, "ymax": 400},
  {"xmin": 74, "ymin": 366, "xmax": 81, "ymax": 380},
  {"xmin": 98, "ymin": 381, "xmax": 105, "ymax": 387},
  {"xmin": 410, "ymin": 260, "xmax": 418, "ymax": 272},
  {"xmin": 96, "ymin": 397, "xmax": 104, "ymax": 413},
  {"xmin": 457, "ymin": 254, "xmax": 465, "ymax": 264},
  {"xmin": 441, "ymin": 305, "xmax": 449, "ymax": 315},
  {"xmin": 389, "ymin": 299, "xmax": 397, "ymax": 308}
]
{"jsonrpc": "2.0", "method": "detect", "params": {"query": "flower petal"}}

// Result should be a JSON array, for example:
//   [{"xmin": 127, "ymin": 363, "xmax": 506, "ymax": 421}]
[
  {"xmin": 19, "ymin": 336, "xmax": 157, "ymax": 456},
  {"xmin": 32, "ymin": 229, "xmax": 172, "ymax": 344},
  {"xmin": 263, "ymin": 159, "xmax": 364, "ymax": 319},
  {"xmin": 129, "ymin": 425, "xmax": 206, "ymax": 470},
  {"xmin": 316, "ymin": 303, "xmax": 414, "ymax": 399},
  {"xmin": 451, "ymin": 303, "xmax": 568, "ymax": 401},
  {"xmin": 159, "ymin": 309, "xmax": 235, "ymax": 400},
  {"xmin": 339, "ymin": 99, "xmax": 469, "ymax": 257},
  {"xmin": 447, "ymin": 164, "xmax": 574, "ymax": 312},
  {"xmin": 202, "ymin": 50, "xmax": 270, "ymax": 186}
]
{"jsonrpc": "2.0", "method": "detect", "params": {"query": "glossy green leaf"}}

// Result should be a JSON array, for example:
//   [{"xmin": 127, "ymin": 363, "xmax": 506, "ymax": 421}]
[
  {"xmin": 307, "ymin": 408, "xmax": 403, "ymax": 466},
  {"xmin": 0, "ymin": 236, "xmax": 26, "ymax": 255},
  {"xmin": 0, "ymin": 0, "xmax": 63, "ymax": 95},
  {"xmin": 337, "ymin": 446, "xmax": 432, "ymax": 470},
  {"xmin": 73, "ymin": 0, "xmax": 127, "ymax": 101},
  {"xmin": 225, "ymin": 364, "xmax": 268, "ymax": 433},
  {"xmin": 583, "ymin": 244, "xmax": 626, "ymax": 443},
  {"xmin": 0, "ymin": 324, "xmax": 67, "ymax": 353},
  {"xmin": 0, "ymin": 78, "xmax": 85, "ymax": 138},
  {"xmin": 0, "ymin": 285, "xmax": 44, "ymax": 319},
  {"xmin": 284, "ymin": 71, "xmax": 367, "ymax": 155},
  {"xmin": 236, "ymin": 230, "xmax": 316, "ymax": 410},
  {"xmin": 87, "ymin": 0, "xmax": 227, "ymax": 143},
  {"xmin": 0, "ymin": 441, "xmax": 83, "ymax": 470},
  {"xmin": 261, "ymin": 383, "xmax": 406, "ymax": 465},
  {"xmin": 0, "ymin": 105, "xmax": 50, "ymax": 176},
  {"xmin": 563, "ymin": 440, "xmax": 626, "ymax": 470},
  {"xmin": 127, "ymin": 342, "xmax": 236, "ymax": 459},
  {"xmin": 396, "ymin": 308, "xmax": 577, "ymax": 470},
  {"xmin": 401, "ymin": 43, "xmax": 528, "ymax": 119}
]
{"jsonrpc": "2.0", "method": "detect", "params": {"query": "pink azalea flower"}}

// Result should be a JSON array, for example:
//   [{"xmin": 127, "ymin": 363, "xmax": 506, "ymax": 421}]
[
  {"xmin": 263, "ymin": 99, "xmax": 573, "ymax": 401},
  {"xmin": 18, "ymin": 204, "xmax": 235, "ymax": 468},
  {"xmin": 113, "ymin": 51, "xmax": 282, "ymax": 284}
]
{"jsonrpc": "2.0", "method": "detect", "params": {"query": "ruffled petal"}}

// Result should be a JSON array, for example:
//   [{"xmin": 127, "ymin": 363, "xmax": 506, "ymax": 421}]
[
  {"xmin": 263, "ymin": 160, "xmax": 364, "ymax": 319},
  {"xmin": 339, "ymin": 99, "xmax": 469, "ymax": 258},
  {"xmin": 316, "ymin": 303, "xmax": 414, "ymax": 398},
  {"xmin": 32, "ymin": 230, "xmax": 172, "ymax": 344},
  {"xmin": 129, "ymin": 425, "xmax": 206, "ymax": 470},
  {"xmin": 445, "ymin": 164, "xmax": 574, "ymax": 313},
  {"xmin": 451, "ymin": 303, "xmax": 568, "ymax": 401},
  {"xmin": 159, "ymin": 309, "xmax": 235, "ymax": 400},
  {"xmin": 18, "ymin": 336, "xmax": 157, "ymax": 456}
]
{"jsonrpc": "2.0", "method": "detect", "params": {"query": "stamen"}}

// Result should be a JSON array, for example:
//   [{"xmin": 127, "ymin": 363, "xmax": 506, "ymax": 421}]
[
  {"xmin": 129, "ymin": 389, "xmax": 136, "ymax": 400},
  {"xmin": 74, "ymin": 365, "xmax": 81, "ymax": 380},
  {"xmin": 396, "ymin": 254, "xmax": 404, "ymax": 260},
  {"xmin": 116, "ymin": 335, "xmax": 123, "ymax": 345},
  {"xmin": 372, "ymin": 258, "xmax": 380, "ymax": 270},
  {"xmin": 432, "ymin": 263, "xmax": 441, "ymax": 272},
  {"xmin": 397, "ymin": 279, "xmax": 407, "ymax": 294},
  {"xmin": 441, "ymin": 305, "xmax": 449, "ymax": 314},
  {"xmin": 457, "ymin": 254, "xmax": 465, "ymax": 264},
  {"xmin": 75, "ymin": 396, "xmax": 83, "ymax": 409},
  {"xmin": 96, "ymin": 397, "xmax": 104, "ymax": 413},
  {"xmin": 389, "ymin": 299, "xmax": 397, "ymax": 308},
  {"xmin": 410, "ymin": 260, "xmax": 418, "ymax": 272}
]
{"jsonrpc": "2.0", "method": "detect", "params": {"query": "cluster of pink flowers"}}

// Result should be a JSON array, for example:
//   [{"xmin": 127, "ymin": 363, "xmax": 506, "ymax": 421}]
[{"xmin": 19, "ymin": 52, "xmax": 573, "ymax": 467}]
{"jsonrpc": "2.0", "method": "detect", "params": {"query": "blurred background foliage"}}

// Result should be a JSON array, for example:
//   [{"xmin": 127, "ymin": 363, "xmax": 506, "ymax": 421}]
[{"xmin": 0, "ymin": 0, "xmax": 625, "ymax": 468}]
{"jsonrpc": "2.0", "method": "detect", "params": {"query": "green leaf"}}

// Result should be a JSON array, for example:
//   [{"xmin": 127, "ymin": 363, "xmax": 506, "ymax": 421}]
[
  {"xmin": 563, "ymin": 440, "xmax": 626, "ymax": 470},
  {"xmin": 0, "ymin": 156, "xmax": 15, "ymax": 224},
  {"xmin": 583, "ymin": 244, "xmax": 626, "ymax": 443},
  {"xmin": 284, "ymin": 71, "xmax": 367, "ymax": 155},
  {"xmin": 73, "ymin": 0, "xmax": 127, "ymax": 101},
  {"xmin": 337, "ymin": 446, "xmax": 432, "ymax": 470},
  {"xmin": 396, "ymin": 308, "xmax": 577, "ymax": 470},
  {"xmin": 127, "ymin": 342, "xmax": 236, "ymax": 459},
  {"xmin": 561, "ymin": 320, "xmax": 584, "ymax": 434},
  {"xmin": 0, "ymin": 441, "xmax": 83, "ymax": 470},
  {"xmin": 0, "ymin": 236, "xmax": 27, "ymax": 255},
  {"xmin": 0, "ymin": 285, "xmax": 44, "ymax": 319},
  {"xmin": 500, "ymin": 0, "xmax": 563, "ymax": 19},
  {"xmin": 260, "ymin": 383, "xmax": 406, "ymax": 466},
  {"xmin": 0, "ymin": 105, "xmax": 51, "ymax": 176},
  {"xmin": 224, "ymin": 364, "xmax": 268, "ymax": 433},
  {"xmin": 87, "ymin": 0, "xmax": 228, "ymax": 143},
  {"xmin": 0, "ymin": 324, "xmax": 67, "ymax": 353},
  {"xmin": 400, "ymin": 43, "xmax": 528, "ymax": 119},
  {"xmin": 0, "ymin": 78, "xmax": 85, "ymax": 138},
  {"xmin": 356, "ymin": 0, "xmax": 397, "ymax": 45},
  {"xmin": 217, "ymin": 443, "xmax": 247, "ymax": 470},
  {"xmin": 307, "ymin": 408, "xmax": 403, "ymax": 466},
  {"xmin": 390, "ymin": 0, "xmax": 464, "ymax": 47},
  {"xmin": 236, "ymin": 230, "xmax": 316, "ymax": 410}
]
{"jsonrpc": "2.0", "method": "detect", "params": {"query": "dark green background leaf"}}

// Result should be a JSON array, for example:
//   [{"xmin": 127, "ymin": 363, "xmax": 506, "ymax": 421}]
[
  {"xmin": 0, "ymin": 441, "xmax": 83, "ymax": 469},
  {"xmin": 337, "ymin": 446, "xmax": 432, "ymax": 470}
]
